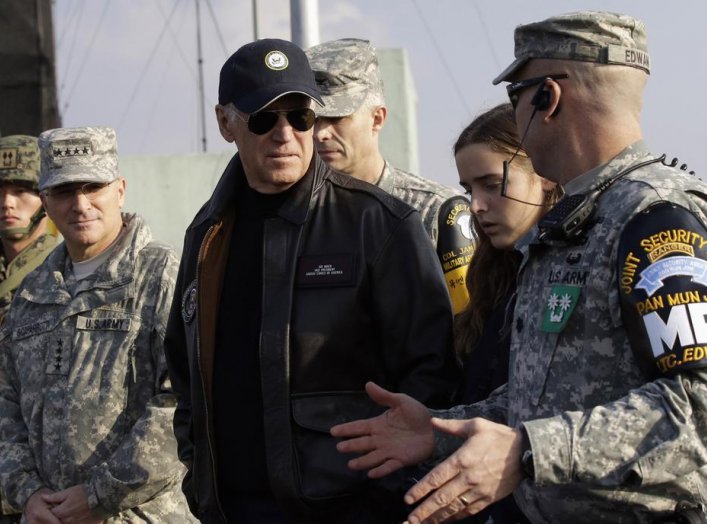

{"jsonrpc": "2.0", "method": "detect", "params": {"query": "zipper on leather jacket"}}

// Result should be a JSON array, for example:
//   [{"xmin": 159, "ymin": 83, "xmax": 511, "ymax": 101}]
[{"xmin": 196, "ymin": 222, "xmax": 227, "ymax": 521}]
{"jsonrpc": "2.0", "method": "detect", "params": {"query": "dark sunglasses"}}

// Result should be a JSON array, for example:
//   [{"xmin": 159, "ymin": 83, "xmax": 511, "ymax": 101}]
[
  {"xmin": 506, "ymin": 74, "xmax": 569, "ymax": 108},
  {"xmin": 238, "ymin": 108, "xmax": 316, "ymax": 135}
]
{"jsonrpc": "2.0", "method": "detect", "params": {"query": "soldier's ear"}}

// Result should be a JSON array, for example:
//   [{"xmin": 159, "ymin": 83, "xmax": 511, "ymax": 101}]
[
  {"xmin": 116, "ymin": 177, "xmax": 127, "ymax": 208},
  {"xmin": 371, "ymin": 106, "xmax": 387, "ymax": 134}
]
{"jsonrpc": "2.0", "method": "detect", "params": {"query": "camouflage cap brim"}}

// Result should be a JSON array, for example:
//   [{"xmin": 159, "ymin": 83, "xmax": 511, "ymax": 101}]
[
  {"xmin": 493, "ymin": 11, "xmax": 650, "ymax": 85},
  {"xmin": 39, "ymin": 164, "xmax": 119, "ymax": 190},
  {"xmin": 492, "ymin": 57, "xmax": 530, "ymax": 85},
  {"xmin": 314, "ymin": 89, "xmax": 368, "ymax": 118}
]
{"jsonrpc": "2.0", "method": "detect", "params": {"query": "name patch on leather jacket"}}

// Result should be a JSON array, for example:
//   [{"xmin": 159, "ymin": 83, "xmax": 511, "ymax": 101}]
[
  {"xmin": 297, "ymin": 254, "xmax": 355, "ymax": 287},
  {"xmin": 76, "ymin": 316, "xmax": 132, "ymax": 331}
]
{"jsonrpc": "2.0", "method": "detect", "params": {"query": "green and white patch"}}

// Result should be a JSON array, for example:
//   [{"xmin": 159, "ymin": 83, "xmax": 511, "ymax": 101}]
[{"xmin": 541, "ymin": 285, "xmax": 581, "ymax": 333}]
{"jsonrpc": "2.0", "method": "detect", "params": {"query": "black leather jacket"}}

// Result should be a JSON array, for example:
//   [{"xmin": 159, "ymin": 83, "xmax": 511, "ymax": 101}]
[{"xmin": 164, "ymin": 152, "xmax": 459, "ymax": 523}]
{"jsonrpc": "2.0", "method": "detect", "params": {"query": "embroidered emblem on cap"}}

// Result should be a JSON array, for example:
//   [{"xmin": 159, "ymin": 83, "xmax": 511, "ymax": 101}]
[
  {"xmin": 50, "ymin": 139, "xmax": 93, "ymax": 166},
  {"xmin": 0, "ymin": 148, "xmax": 17, "ymax": 169},
  {"xmin": 265, "ymin": 50, "xmax": 288, "ymax": 71},
  {"xmin": 182, "ymin": 278, "xmax": 198, "ymax": 323}
]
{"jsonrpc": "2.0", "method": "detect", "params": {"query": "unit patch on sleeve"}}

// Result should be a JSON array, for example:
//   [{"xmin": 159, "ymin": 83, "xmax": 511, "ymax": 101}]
[
  {"xmin": 437, "ymin": 196, "xmax": 476, "ymax": 314},
  {"xmin": 618, "ymin": 202, "xmax": 707, "ymax": 376}
]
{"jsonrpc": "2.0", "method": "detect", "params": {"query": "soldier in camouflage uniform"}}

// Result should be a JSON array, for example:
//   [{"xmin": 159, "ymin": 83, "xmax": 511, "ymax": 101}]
[
  {"xmin": 306, "ymin": 39, "xmax": 476, "ymax": 314},
  {"xmin": 0, "ymin": 136, "xmax": 59, "ymax": 329},
  {"xmin": 0, "ymin": 127, "xmax": 196, "ymax": 523},
  {"xmin": 331, "ymin": 12, "xmax": 707, "ymax": 524}
]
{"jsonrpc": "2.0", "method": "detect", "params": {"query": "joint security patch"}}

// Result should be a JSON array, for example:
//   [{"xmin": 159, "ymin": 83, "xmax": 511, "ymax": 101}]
[
  {"xmin": 182, "ymin": 278, "xmax": 198, "ymax": 324},
  {"xmin": 437, "ymin": 196, "xmax": 475, "ymax": 314},
  {"xmin": 618, "ymin": 202, "xmax": 707, "ymax": 376}
]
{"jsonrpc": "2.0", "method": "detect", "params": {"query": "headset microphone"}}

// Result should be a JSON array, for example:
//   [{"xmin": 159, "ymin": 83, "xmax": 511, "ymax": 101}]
[{"xmin": 501, "ymin": 86, "xmax": 547, "ymax": 207}]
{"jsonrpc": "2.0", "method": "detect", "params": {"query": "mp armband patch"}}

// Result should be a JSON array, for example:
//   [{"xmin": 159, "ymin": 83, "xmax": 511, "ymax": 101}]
[
  {"xmin": 618, "ymin": 202, "xmax": 707, "ymax": 376},
  {"xmin": 437, "ymin": 196, "xmax": 475, "ymax": 314}
]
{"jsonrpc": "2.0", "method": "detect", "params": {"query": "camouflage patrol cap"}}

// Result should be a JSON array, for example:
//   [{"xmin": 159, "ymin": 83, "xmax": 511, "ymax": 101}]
[
  {"xmin": 306, "ymin": 38, "xmax": 384, "ymax": 118},
  {"xmin": 493, "ymin": 11, "xmax": 650, "ymax": 85},
  {"xmin": 38, "ymin": 126, "xmax": 119, "ymax": 191},
  {"xmin": 0, "ymin": 135, "xmax": 40, "ymax": 190}
]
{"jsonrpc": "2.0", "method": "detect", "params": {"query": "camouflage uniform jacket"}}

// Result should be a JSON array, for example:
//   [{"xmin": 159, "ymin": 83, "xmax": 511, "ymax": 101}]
[
  {"xmin": 435, "ymin": 142, "xmax": 707, "ymax": 523},
  {"xmin": 0, "ymin": 213, "xmax": 196, "ymax": 522},
  {"xmin": 0, "ymin": 232, "xmax": 60, "ymax": 325},
  {"xmin": 377, "ymin": 161, "xmax": 462, "ymax": 244}
]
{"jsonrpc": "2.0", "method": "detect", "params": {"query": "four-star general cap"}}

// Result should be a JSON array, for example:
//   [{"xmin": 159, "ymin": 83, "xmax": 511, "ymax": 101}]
[
  {"xmin": 493, "ymin": 11, "xmax": 650, "ymax": 85},
  {"xmin": 305, "ymin": 38, "xmax": 384, "ymax": 118},
  {"xmin": 219, "ymin": 38, "xmax": 324, "ymax": 114},
  {"xmin": 38, "ymin": 126, "xmax": 120, "ymax": 190}
]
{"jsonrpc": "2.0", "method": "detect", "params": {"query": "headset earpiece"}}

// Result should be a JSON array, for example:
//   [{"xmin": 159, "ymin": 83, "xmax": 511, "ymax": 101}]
[{"xmin": 531, "ymin": 82, "xmax": 551, "ymax": 111}]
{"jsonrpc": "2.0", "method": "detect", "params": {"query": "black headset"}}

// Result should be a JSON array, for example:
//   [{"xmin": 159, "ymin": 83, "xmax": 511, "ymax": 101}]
[{"xmin": 530, "ymin": 82, "xmax": 551, "ymax": 111}]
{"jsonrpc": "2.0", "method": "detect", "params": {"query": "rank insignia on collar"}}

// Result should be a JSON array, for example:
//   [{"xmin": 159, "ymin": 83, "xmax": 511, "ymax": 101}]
[
  {"xmin": 541, "ymin": 285, "xmax": 581, "ymax": 333},
  {"xmin": 181, "ymin": 278, "xmax": 197, "ymax": 324},
  {"xmin": 566, "ymin": 252, "xmax": 582, "ymax": 264}
]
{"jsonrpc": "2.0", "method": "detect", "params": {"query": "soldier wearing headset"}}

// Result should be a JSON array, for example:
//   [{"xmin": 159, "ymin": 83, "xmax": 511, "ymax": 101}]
[{"xmin": 331, "ymin": 11, "xmax": 707, "ymax": 524}]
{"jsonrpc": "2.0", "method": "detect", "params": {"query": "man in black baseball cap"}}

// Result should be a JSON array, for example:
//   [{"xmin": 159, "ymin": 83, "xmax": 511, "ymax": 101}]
[
  {"xmin": 214, "ymin": 38, "xmax": 324, "ymax": 194},
  {"xmin": 165, "ymin": 38, "xmax": 460, "ymax": 523},
  {"xmin": 218, "ymin": 38, "xmax": 323, "ymax": 114}
]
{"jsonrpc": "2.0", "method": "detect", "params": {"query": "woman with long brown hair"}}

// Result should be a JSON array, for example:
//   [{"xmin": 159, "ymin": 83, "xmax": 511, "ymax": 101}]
[{"xmin": 453, "ymin": 103, "xmax": 561, "ymax": 523}]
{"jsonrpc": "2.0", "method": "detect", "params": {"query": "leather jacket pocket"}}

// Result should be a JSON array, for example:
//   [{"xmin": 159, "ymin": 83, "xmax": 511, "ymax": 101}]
[{"xmin": 291, "ymin": 391, "xmax": 385, "ymax": 501}]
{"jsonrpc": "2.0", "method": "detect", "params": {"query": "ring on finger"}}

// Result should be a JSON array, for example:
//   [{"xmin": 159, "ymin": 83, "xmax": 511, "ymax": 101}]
[{"xmin": 459, "ymin": 494, "xmax": 471, "ymax": 505}]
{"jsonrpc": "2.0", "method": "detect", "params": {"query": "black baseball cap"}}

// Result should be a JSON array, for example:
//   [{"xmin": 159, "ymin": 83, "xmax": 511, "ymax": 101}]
[{"xmin": 218, "ymin": 38, "xmax": 325, "ymax": 113}]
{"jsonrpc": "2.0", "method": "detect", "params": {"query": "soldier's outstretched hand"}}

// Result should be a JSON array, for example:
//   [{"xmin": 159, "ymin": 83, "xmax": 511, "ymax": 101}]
[
  {"xmin": 403, "ymin": 417, "xmax": 524, "ymax": 524},
  {"xmin": 330, "ymin": 381, "xmax": 435, "ymax": 478}
]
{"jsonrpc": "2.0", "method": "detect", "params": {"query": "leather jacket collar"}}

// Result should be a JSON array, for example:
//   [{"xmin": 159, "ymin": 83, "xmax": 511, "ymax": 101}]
[{"xmin": 193, "ymin": 150, "xmax": 328, "ymax": 229}]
